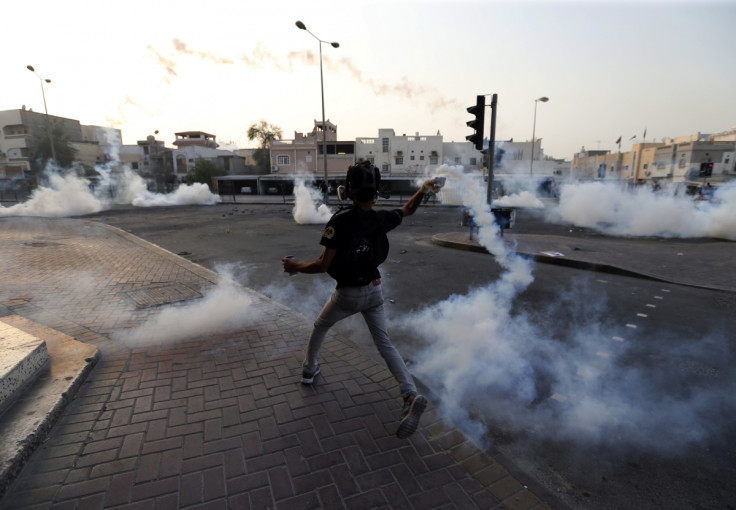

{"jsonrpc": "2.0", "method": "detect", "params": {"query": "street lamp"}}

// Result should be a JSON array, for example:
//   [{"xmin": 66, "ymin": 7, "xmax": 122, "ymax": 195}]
[
  {"xmin": 529, "ymin": 96, "xmax": 549, "ymax": 176},
  {"xmin": 27, "ymin": 65, "xmax": 58, "ymax": 165},
  {"xmin": 296, "ymin": 20, "xmax": 339, "ymax": 202}
]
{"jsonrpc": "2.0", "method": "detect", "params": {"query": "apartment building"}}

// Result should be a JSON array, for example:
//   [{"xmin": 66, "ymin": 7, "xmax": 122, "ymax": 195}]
[
  {"xmin": 269, "ymin": 120, "xmax": 355, "ymax": 179},
  {"xmin": 571, "ymin": 130, "xmax": 736, "ymax": 190},
  {"xmin": 0, "ymin": 108, "xmax": 84, "ymax": 178},
  {"xmin": 355, "ymin": 129, "xmax": 443, "ymax": 177}
]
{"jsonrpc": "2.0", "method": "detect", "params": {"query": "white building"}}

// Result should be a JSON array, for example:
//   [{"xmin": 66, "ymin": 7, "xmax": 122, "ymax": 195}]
[{"xmin": 355, "ymin": 129, "xmax": 443, "ymax": 177}]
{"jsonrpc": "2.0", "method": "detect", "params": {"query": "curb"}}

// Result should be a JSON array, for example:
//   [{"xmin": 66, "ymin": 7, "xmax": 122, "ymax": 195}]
[{"xmin": 431, "ymin": 233, "xmax": 734, "ymax": 294}]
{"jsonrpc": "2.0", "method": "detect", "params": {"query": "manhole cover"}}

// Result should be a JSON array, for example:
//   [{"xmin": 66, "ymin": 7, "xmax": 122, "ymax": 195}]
[{"xmin": 125, "ymin": 283, "xmax": 203, "ymax": 308}]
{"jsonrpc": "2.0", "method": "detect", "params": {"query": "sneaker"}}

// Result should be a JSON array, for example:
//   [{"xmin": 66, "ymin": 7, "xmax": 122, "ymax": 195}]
[
  {"xmin": 396, "ymin": 393, "xmax": 427, "ymax": 438},
  {"xmin": 301, "ymin": 364, "xmax": 320, "ymax": 384}
]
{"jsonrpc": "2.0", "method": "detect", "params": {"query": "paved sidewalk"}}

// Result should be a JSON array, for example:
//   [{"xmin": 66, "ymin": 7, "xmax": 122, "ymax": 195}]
[{"xmin": 0, "ymin": 218, "xmax": 552, "ymax": 510}]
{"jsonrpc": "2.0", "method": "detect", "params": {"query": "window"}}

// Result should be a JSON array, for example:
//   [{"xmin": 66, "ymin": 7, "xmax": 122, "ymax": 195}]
[
  {"xmin": 420, "ymin": 156, "xmax": 425, "ymax": 161},
  {"xmin": 382, "ymin": 138, "xmax": 389, "ymax": 152},
  {"xmin": 470, "ymin": 158, "xmax": 477, "ymax": 165},
  {"xmin": 429, "ymin": 157, "xmax": 438, "ymax": 165},
  {"xmin": 277, "ymin": 155, "xmax": 290, "ymax": 165},
  {"xmin": 410, "ymin": 156, "xmax": 415, "ymax": 161},
  {"xmin": 455, "ymin": 157, "xmax": 461, "ymax": 165},
  {"xmin": 395, "ymin": 157, "xmax": 403, "ymax": 165}
]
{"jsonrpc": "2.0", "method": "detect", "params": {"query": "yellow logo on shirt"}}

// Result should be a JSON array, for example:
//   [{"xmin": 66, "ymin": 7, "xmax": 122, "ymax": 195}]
[{"xmin": 323, "ymin": 226, "xmax": 335, "ymax": 239}]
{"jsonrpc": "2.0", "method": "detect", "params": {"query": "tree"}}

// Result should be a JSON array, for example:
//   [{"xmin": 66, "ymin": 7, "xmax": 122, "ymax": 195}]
[
  {"xmin": 247, "ymin": 120, "xmax": 282, "ymax": 172},
  {"xmin": 185, "ymin": 158, "xmax": 224, "ymax": 191},
  {"xmin": 30, "ymin": 122, "xmax": 77, "ymax": 171}
]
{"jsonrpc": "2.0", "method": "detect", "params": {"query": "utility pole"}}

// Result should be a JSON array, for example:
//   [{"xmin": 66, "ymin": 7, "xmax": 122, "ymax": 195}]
[{"xmin": 486, "ymin": 93, "xmax": 497, "ymax": 206}]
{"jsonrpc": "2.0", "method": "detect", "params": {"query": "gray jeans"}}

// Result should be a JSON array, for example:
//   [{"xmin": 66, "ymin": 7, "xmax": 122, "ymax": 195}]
[{"xmin": 304, "ymin": 281, "xmax": 417, "ymax": 398}]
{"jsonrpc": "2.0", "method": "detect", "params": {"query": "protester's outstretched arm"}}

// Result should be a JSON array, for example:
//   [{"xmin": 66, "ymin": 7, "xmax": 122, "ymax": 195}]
[{"xmin": 283, "ymin": 247, "xmax": 336, "ymax": 275}]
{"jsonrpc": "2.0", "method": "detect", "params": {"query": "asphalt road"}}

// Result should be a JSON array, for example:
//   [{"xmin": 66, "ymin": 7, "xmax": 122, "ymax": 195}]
[{"xmin": 85, "ymin": 203, "xmax": 736, "ymax": 510}]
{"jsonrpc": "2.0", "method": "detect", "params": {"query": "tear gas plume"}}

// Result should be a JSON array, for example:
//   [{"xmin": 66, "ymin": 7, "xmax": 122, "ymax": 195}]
[
  {"xmin": 493, "ymin": 190, "xmax": 544, "ymax": 209},
  {"xmin": 0, "ymin": 127, "xmax": 220, "ymax": 218},
  {"xmin": 0, "ymin": 170, "xmax": 106, "ymax": 217},
  {"xmin": 556, "ymin": 181, "xmax": 736, "ymax": 240},
  {"xmin": 291, "ymin": 176, "xmax": 333, "ymax": 224},
  {"xmin": 115, "ymin": 266, "xmax": 256, "ymax": 348},
  {"xmin": 434, "ymin": 166, "xmax": 534, "ymax": 292},
  {"xmin": 399, "ymin": 165, "xmax": 733, "ymax": 453},
  {"xmin": 149, "ymin": 39, "xmax": 458, "ymax": 115}
]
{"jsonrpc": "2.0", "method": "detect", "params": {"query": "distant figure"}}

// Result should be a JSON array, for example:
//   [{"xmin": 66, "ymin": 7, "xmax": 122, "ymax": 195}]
[
  {"xmin": 462, "ymin": 209, "xmax": 479, "ymax": 241},
  {"xmin": 320, "ymin": 181, "xmax": 328, "ymax": 204}
]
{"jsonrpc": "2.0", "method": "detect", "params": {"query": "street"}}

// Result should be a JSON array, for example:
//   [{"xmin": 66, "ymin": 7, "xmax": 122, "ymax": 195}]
[{"xmin": 86, "ymin": 202, "xmax": 736, "ymax": 510}]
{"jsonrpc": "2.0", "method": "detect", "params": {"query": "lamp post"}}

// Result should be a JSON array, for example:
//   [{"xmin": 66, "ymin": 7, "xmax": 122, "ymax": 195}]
[
  {"xmin": 296, "ymin": 20, "xmax": 339, "ymax": 202},
  {"xmin": 27, "ymin": 65, "xmax": 57, "ymax": 165},
  {"xmin": 529, "ymin": 96, "xmax": 549, "ymax": 176}
]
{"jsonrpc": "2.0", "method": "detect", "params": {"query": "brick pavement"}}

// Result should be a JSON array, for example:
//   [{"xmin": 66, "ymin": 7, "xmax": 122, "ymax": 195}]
[{"xmin": 0, "ymin": 217, "xmax": 551, "ymax": 510}]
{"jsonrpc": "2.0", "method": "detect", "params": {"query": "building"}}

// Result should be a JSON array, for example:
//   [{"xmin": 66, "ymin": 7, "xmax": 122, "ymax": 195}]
[
  {"xmin": 169, "ymin": 131, "xmax": 246, "ymax": 180},
  {"xmin": 441, "ymin": 142, "xmax": 483, "ymax": 172},
  {"xmin": 570, "ymin": 135, "xmax": 735, "ymax": 192},
  {"xmin": 269, "ymin": 120, "xmax": 355, "ymax": 179},
  {"xmin": 0, "ymin": 107, "xmax": 85, "ymax": 179},
  {"xmin": 355, "ymin": 129, "xmax": 443, "ymax": 177}
]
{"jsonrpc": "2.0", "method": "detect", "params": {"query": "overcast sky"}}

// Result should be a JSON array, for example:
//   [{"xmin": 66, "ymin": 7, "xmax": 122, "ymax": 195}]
[{"xmin": 5, "ymin": 0, "xmax": 735, "ymax": 160}]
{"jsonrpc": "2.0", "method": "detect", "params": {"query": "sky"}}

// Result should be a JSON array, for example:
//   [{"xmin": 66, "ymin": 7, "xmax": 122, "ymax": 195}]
[{"xmin": 5, "ymin": 0, "xmax": 735, "ymax": 161}]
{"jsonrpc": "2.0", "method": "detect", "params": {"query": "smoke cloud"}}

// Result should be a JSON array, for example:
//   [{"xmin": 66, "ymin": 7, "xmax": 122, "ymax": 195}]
[
  {"xmin": 399, "ymin": 165, "xmax": 733, "ymax": 453},
  {"xmin": 493, "ymin": 190, "xmax": 544, "ymax": 209},
  {"xmin": 0, "ymin": 127, "xmax": 220, "ymax": 218},
  {"xmin": 291, "ymin": 176, "xmax": 333, "ymax": 224},
  {"xmin": 556, "ymin": 181, "xmax": 736, "ymax": 240},
  {"xmin": 147, "ymin": 39, "xmax": 459, "ymax": 115},
  {"xmin": 115, "ymin": 266, "xmax": 256, "ymax": 348}
]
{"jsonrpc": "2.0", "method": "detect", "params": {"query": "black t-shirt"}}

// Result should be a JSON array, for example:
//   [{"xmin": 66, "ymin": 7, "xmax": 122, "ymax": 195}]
[{"xmin": 320, "ymin": 207, "xmax": 403, "ymax": 288}]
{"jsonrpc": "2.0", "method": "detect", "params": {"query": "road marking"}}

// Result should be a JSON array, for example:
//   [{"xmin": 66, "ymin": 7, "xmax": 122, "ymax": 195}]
[
  {"xmin": 551, "ymin": 393, "xmax": 568, "ymax": 403},
  {"xmin": 646, "ymin": 304, "xmax": 657, "ymax": 308},
  {"xmin": 626, "ymin": 323, "xmax": 638, "ymax": 329},
  {"xmin": 596, "ymin": 279, "xmax": 608, "ymax": 284},
  {"xmin": 654, "ymin": 296, "xmax": 664, "ymax": 300},
  {"xmin": 637, "ymin": 313, "xmax": 648, "ymax": 318},
  {"xmin": 612, "ymin": 336, "xmax": 625, "ymax": 342},
  {"xmin": 661, "ymin": 289, "xmax": 671, "ymax": 293}
]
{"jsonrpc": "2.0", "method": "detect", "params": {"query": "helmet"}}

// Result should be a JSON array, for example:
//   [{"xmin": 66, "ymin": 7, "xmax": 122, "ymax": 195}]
[{"xmin": 345, "ymin": 161, "xmax": 381, "ymax": 202}]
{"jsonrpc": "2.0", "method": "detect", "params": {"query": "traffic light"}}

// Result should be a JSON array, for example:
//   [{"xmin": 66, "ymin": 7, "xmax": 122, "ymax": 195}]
[
  {"xmin": 699, "ymin": 162, "xmax": 714, "ymax": 177},
  {"xmin": 466, "ymin": 95, "xmax": 485, "ymax": 150}
]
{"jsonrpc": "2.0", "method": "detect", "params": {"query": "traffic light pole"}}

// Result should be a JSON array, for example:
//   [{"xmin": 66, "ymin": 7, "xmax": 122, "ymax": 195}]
[{"xmin": 486, "ymin": 93, "xmax": 497, "ymax": 206}]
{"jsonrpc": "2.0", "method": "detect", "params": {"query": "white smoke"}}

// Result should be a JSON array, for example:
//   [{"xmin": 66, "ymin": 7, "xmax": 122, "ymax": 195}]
[
  {"xmin": 114, "ymin": 265, "xmax": 256, "ymax": 348},
  {"xmin": 0, "ymin": 127, "xmax": 220, "ymax": 218},
  {"xmin": 292, "ymin": 176, "xmax": 333, "ymax": 225},
  {"xmin": 400, "ymin": 165, "xmax": 733, "ymax": 453},
  {"xmin": 0, "ymin": 169, "xmax": 106, "ymax": 217},
  {"xmin": 556, "ymin": 181, "xmax": 736, "ymax": 240},
  {"xmin": 493, "ymin": 190, "xmax": 544, "ymax": 209}
]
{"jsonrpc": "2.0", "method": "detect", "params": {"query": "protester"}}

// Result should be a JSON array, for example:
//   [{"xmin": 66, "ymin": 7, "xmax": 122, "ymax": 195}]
[{"xmin": 282, "ymin": 161, "xmax": 442, "ymax": 438}]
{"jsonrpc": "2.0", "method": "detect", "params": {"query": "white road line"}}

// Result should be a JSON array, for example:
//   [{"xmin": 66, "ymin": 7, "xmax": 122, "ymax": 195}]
[
  {"xmin": 654, "ymin": 296, "xmax": 664, "ymax": 300},
  {"xmin": 646, "ymin": 304, "xmax": 657, "ymax": 308},
  {"xmin": 612, "ymin": 336, "xmax": 625, "ymax": 342},
  {"xmin": 626, "ymin": 323, "xmax": 638, "ymax": 329},
  {"xmin": 637, "ymin": 313, "xmax": 648, "ymax": 318}
]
